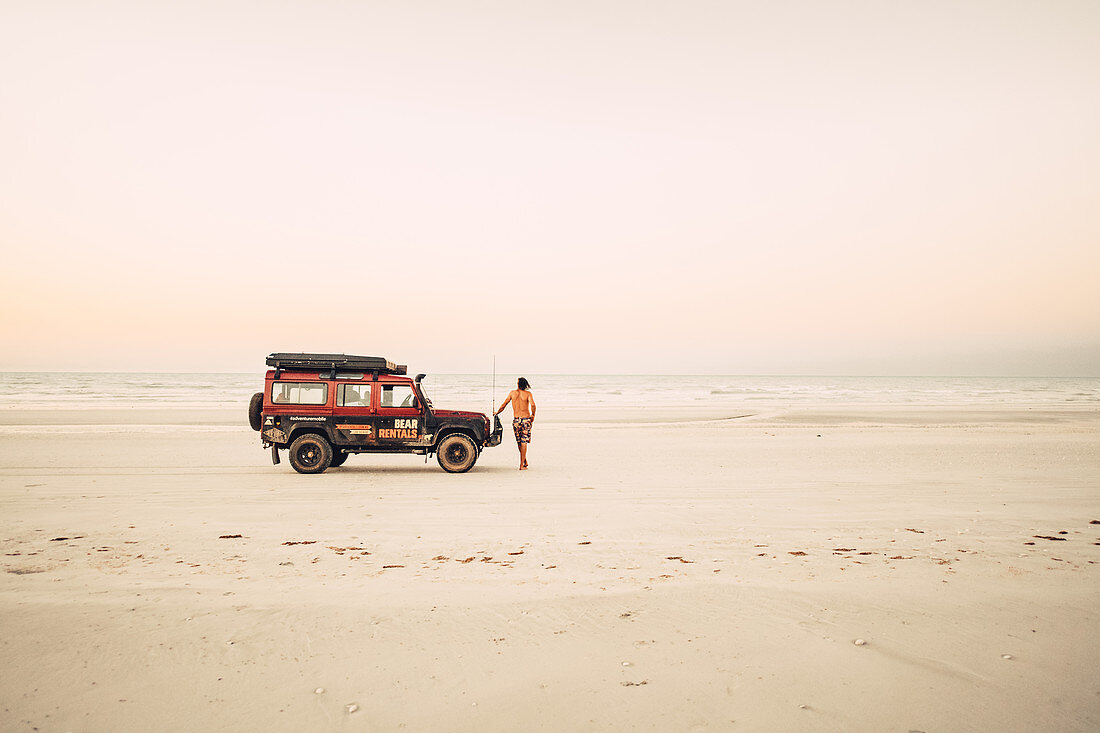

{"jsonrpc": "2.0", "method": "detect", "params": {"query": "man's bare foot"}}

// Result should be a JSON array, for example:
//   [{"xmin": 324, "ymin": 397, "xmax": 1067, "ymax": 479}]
[{"xmin": 520, "ymin": 463, "xmax": 529, "ymax": 470}]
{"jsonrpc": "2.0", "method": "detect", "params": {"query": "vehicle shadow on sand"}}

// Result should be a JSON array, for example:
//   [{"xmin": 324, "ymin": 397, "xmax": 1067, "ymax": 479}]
[{"xmin": 329, "ymin": 465, "xmax": 516, "ymax": 475}]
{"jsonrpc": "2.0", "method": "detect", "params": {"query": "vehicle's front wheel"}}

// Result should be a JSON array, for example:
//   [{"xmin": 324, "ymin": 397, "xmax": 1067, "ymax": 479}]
[
  {"xmin": 329, "ymin": 450, "xmax": 348, "ymax": 467},
  {"xmin": 436, "ymin": 434, "xmax": 478, "ymax": 473},
  {"xmin": 288, "ymin": 434, "xmax": 333, "ymax": 474}
]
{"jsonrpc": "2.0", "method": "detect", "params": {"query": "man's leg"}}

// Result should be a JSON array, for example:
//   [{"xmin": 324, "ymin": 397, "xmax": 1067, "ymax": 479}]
[{"xmin": 514, "ymin": 418, "xmax": 531, "ymax": 469}]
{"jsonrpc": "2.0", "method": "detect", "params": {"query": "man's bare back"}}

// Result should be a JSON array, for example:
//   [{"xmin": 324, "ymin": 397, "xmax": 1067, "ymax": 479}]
[{"xmin": 502, "ymin": 389, "xmax": 535, "ymax": 418}]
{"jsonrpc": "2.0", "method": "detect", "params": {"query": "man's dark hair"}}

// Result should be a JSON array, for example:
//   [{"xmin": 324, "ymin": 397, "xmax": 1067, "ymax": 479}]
[{"xmin": 517, "ymin": 377, "xmax": 530, "ymax": 390}]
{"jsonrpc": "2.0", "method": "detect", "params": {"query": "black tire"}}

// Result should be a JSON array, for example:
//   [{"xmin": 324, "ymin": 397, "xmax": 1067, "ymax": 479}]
[
  {"xmin": 329, "ymin": 450, "xmax": 348, "ymax": 467},
  {"xmin": 288, "ymin": 434, "xmax": 333, "ymax": 474},
  {"xmin": 248, "ymin": 392, "xmax": 264, "ymax": 431},
  {"xmin": 436, "ymin": 434, "xmax": 478, "ymax": 473}
]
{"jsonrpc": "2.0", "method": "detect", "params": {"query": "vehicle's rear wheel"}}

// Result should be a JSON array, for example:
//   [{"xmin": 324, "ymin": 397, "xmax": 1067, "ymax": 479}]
[
  {"xmin": 248, "ymin": 392, "xmax": 264, "ymax": 431},
  {"xmin": 288, "ymin": 434, "xmax": 333, "ymax": 474},
  {"xmin": 329, "ymin": 450, "xmax": 348, "ymax": 467},
  {"xmin": 436, "ymin": 434, "xmax": 478, "ymax": 473}
]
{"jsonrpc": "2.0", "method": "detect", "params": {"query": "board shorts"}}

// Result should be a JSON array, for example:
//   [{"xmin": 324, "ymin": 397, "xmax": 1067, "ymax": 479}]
[{"xmin": 512, "ymin": 417, "xmax": 533, "ymax": 444}]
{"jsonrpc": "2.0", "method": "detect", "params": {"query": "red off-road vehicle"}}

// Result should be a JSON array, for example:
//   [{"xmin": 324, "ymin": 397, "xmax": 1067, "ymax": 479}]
[{"xmin": 248, "ymin": 353, "xmax": 502, "ymax": 474}]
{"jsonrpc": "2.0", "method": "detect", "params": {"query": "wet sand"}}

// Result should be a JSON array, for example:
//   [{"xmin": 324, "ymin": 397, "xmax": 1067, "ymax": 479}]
[{"xmin": 2, "ymin": 406, "xmax": 1099, "ymax": 731}]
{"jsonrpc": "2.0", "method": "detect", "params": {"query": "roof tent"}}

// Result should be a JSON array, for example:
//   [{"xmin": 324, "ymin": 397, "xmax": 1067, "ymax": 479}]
[{"xmin": 266, "ymin": 353, "xmax": 407, "ymax": 375}]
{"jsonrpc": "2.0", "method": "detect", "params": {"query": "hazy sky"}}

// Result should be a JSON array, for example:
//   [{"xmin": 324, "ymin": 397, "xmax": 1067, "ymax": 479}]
[{"xmin": 2, "ymin": 1, "xmax": 1098, "ymax": 375}]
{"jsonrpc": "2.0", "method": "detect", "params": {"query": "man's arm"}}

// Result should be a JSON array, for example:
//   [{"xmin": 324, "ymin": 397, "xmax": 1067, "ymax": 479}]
[
  {"xmin": 529, "ymin": 393, "xmax": 536, "ymax": 419},
  {"xmin": 494, "ymin": 391, "xmax": 513, "ymax": 415}
]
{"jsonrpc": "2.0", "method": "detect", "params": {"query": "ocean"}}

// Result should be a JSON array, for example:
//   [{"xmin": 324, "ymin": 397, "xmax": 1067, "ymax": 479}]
[{"xmin": 0, "ymin": 373, "xmax": 1097, "ymax": 413}]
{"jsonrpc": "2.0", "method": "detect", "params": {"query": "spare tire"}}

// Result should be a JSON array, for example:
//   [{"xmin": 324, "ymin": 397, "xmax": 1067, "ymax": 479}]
[{"xmin": 248, "ymin": 392, "xmax": 264, "ymax": 431}]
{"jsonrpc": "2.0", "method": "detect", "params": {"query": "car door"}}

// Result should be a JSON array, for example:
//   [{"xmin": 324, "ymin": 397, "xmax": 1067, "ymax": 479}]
[
  {"xmin": 331, "ymin": 377, "xmax": 375, "ymax": 446},
  {"xmin": 375, "ymin": 379, "xmax": 424, "ymax": 445}
]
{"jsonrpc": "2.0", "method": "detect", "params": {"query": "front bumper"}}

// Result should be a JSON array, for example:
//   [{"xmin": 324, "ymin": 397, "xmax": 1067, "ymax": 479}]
[{"xmin": 486, "ymin": 415, "xmax": 503, "ymax": 447}]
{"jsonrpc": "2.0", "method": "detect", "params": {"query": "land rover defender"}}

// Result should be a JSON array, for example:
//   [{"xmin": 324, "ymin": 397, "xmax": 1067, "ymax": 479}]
[{"xmin": 248, "ymin": 353, "xmax": 502, "ymax": 474}]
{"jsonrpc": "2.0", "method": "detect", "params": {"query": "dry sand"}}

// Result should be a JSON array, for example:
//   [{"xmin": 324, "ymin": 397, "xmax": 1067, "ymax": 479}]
[{"xmin": 1, "ymin": 405, "xmax": 1098, "ymax": 732}]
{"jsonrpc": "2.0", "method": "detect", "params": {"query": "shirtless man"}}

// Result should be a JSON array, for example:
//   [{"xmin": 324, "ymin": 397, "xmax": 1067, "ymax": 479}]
[{"xmin": 494, "ymin": 377, "xmax": 536, "ymax": 470}]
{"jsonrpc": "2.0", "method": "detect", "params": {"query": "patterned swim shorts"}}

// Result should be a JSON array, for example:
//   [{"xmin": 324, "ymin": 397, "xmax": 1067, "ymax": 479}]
[{"xmin": 512, "ymin": 417, "xmax": 533, "ymax": 444}]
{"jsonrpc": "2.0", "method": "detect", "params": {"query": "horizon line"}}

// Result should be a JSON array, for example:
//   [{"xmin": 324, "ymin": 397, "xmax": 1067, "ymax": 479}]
[{"xmin": 1, "ymin": 370, "xmax": 1098, "ymax": 380}]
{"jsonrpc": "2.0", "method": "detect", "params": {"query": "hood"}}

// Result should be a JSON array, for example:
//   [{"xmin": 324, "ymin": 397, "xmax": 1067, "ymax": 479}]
[{"xmin": 432, "ymin": 409, "xmax": 487, "ymax": 420}]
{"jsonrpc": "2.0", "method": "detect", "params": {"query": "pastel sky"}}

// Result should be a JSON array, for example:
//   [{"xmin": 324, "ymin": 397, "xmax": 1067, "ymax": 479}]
[{"xmin": 2, "ymin": 1, "xmax": 1098, "ymax": 375}]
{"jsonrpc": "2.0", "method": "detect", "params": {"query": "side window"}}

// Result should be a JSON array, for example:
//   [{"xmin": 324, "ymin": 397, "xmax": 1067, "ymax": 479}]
[
  {"xmin": 337, "ymin": 383, "xmax": 372, "ymax": 407},
  {"xmin": 379, "ymin": 384, "xmax": 417, "ymax": 409},
  {"xmin": 270, "ymin": 381, "xmax": 328, "ymax": 405}
]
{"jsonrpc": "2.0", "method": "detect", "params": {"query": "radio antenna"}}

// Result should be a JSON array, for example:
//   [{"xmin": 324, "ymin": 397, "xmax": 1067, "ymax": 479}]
[{"xmin": 491, "ymin": 355, "xmax": 496, "ymax": 413}]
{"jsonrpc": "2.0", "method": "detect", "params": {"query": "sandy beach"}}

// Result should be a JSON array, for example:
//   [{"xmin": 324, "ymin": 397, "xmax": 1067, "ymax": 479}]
[
  {"xmin": 2, "ymin": 405, "xmax": 1098, "ymax": 732},
  {"xmin": 5, "ymin": 0, "xmax": 1098, "ymax": 728}
]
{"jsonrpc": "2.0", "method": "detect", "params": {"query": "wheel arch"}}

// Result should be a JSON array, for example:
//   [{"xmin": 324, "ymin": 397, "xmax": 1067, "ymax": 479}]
[
  {"xmin": 433, "ymin": 426, "xmax": 480, "ymax": 454},
  {"xmin": 287, "ymin": 426, "xmax": 335, "ymax": 445}
]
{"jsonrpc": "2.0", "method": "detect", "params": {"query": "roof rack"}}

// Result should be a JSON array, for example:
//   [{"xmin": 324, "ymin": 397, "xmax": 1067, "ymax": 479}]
[{"xmin": 266, "ymin": 353, "xmax": 407, "ymax": 375}]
